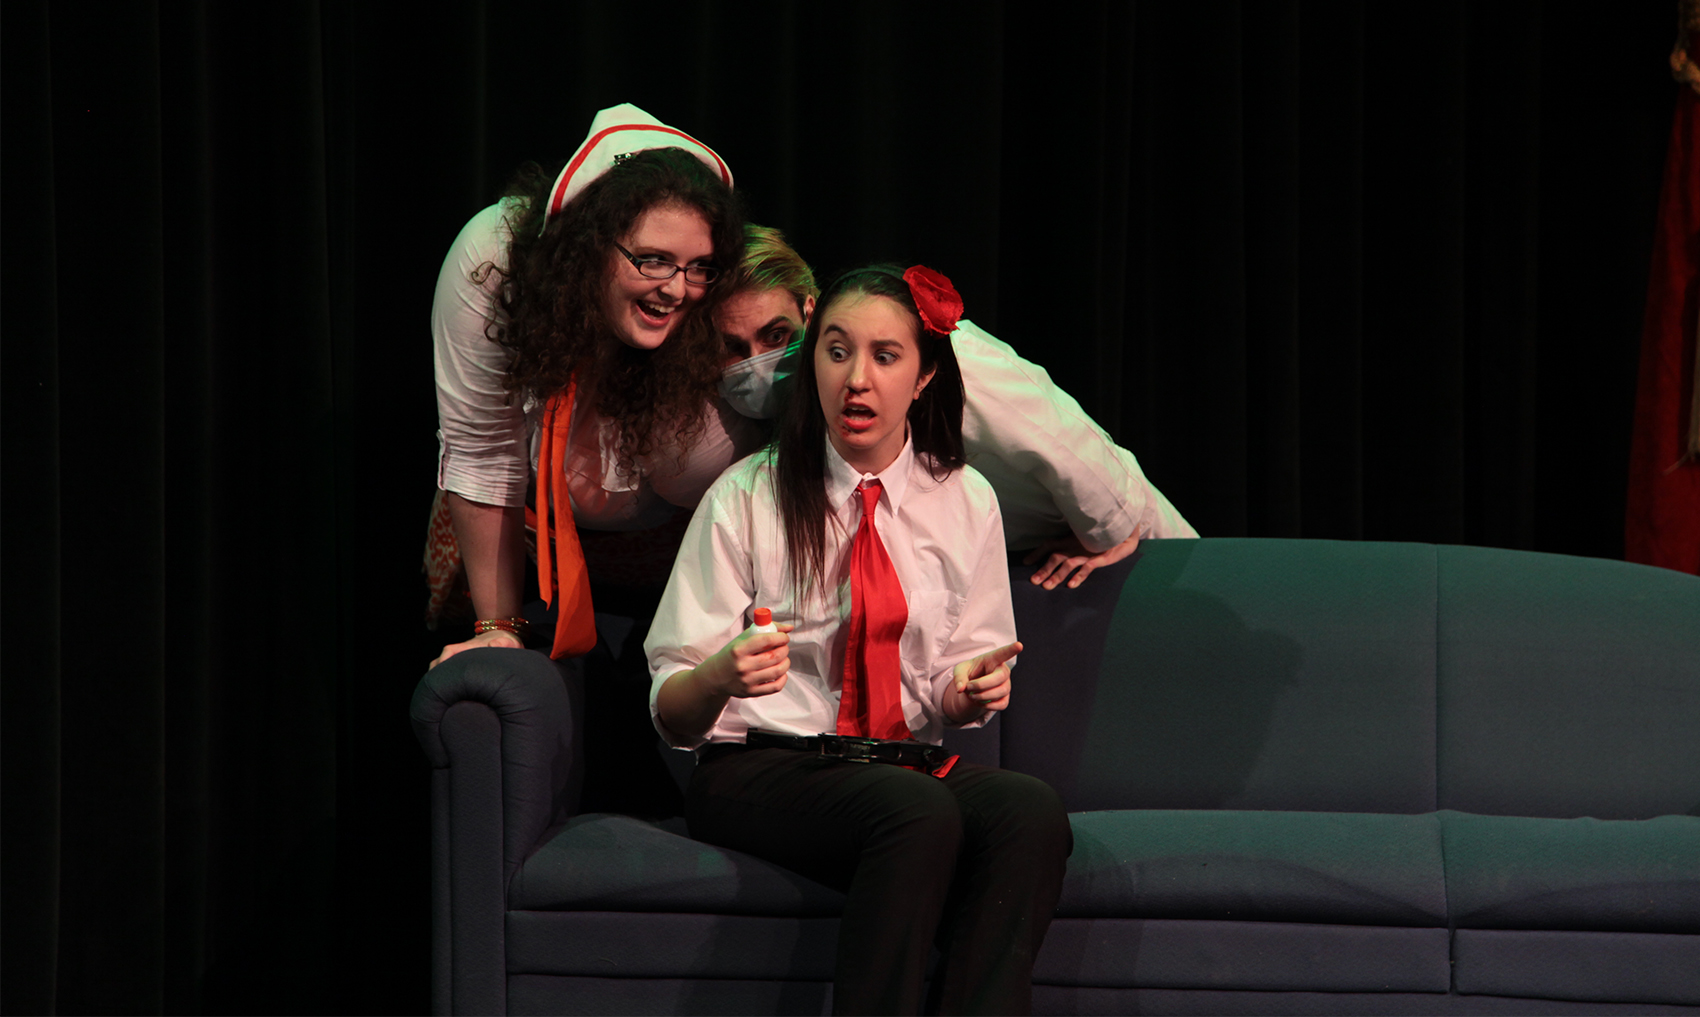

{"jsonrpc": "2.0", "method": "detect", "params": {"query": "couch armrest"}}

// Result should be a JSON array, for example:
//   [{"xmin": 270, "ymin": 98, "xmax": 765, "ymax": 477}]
[{"xmin": 411, "ymin": 648, "xmax": 586, "ymax": 1016}]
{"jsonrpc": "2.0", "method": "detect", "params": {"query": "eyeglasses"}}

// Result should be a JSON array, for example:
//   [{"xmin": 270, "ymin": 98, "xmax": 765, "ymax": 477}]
[{"xmin": 614, "ymin": 243, "xmax": 719, "ymax": 285}]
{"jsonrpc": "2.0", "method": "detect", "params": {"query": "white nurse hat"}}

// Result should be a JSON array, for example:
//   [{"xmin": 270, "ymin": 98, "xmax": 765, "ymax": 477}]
[{"xmin": 543, "ymin": 103, "xmax": 734, "ymax": 223}]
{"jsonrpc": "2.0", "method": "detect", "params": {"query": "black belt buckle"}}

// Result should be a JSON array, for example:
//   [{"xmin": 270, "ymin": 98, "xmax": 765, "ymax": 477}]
[
  {"xmin": 819, "ymin": 733, "xmax": 948, "ymax": 770},
  {"xmin": 827, "ymin": 734, "xmax": 888, "ymax": 764}
]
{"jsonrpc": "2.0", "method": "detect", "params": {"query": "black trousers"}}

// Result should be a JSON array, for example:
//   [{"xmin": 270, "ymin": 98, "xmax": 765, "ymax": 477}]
[{"xmin": 686, "ymin": 746, "xmax": 1073, "ymax": 1016}]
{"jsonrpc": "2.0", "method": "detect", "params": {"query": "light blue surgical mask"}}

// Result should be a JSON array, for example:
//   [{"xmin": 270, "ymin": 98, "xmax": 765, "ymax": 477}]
[{"xmin": 719, "ymin": 339, "xmax": 802, "ymax": 419}]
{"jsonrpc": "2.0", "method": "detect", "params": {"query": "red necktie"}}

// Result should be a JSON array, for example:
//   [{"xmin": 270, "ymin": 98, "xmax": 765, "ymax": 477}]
[{"xmin": 837, "ymin": 481, "xmax": 912, "ymax": 740}]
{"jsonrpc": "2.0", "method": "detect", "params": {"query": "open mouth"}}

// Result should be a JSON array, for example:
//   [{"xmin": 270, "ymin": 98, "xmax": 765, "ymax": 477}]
[
  {"xmin": 841, "ymin": 404, "xmax": 876, "ymax": 432},
  {"xmin": 636, "ymin": 299, "xmax": 676, "ymax": 325}
]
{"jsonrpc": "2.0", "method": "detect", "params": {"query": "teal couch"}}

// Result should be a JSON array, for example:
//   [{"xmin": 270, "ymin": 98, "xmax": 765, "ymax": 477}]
[{"xmin": 413, "ymin": 538, "xmax": 1700, "ymax": 1014}]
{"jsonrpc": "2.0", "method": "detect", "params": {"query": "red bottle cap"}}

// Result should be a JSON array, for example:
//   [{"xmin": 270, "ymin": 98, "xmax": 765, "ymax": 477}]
[{"xmin": 753, "ymin": 608, "xmax": 772, "ymax": 626}]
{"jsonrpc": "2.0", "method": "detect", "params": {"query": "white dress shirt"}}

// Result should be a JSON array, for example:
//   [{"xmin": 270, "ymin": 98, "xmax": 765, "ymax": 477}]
[
  {"xmin": 431, "ymin": 201, "xmax": 759, "ymax": 526},
  {"xmin": 954, "ymin": 320, "xmax": 1198, "ymax": 550},
  {"xmin": 645, "ymin": 438, "xmax": 1017, "ymax": 750}
]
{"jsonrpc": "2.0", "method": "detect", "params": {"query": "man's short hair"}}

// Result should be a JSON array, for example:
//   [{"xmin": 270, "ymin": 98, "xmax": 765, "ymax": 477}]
[{"xmin": 733, "ymin": 224, "xmax": 819, "ymax": 313}]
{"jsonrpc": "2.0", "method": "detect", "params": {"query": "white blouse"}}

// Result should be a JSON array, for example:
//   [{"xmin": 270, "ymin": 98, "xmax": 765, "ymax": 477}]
[{"xmin": 645, "ymin": 439, "xmax": 1017, "ymax": 750}]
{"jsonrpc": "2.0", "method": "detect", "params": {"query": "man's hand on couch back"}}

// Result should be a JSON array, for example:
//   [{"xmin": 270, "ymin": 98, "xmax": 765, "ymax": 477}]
[{"xmin": 1024, "ymin": 531, "xmax": 1141, "ymax": 590}]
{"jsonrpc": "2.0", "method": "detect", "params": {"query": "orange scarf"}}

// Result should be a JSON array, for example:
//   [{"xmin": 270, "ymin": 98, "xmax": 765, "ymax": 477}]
[{"xmin": 535, "ymin": 384, "xmax": 598, "ymax": 658}]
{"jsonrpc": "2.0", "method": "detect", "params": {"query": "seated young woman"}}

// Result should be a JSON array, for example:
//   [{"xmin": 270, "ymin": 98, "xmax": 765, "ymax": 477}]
[{"xmin": 645, "ymin": 264, "xmax": 1072, "ymax": 1015}]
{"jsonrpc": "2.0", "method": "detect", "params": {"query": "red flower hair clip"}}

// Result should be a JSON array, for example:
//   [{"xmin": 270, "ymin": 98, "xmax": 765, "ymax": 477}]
[{"xmin": 903, "ymin": 265, "xmax": 964, "ymax": 335}]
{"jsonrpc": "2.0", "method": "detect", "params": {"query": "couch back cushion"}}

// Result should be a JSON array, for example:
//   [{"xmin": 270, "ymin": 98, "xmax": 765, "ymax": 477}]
[
  {"xmin": 1004, "ymin": 539, "xmax": 1440, "ymax": 814},
  {"xmin": 1435, "ymin": 546, "xmax": 1700, "ymax": 819},
  {"xmin": 1005, "ymin": 538, "xmax": 1700, "ymax": 821}
]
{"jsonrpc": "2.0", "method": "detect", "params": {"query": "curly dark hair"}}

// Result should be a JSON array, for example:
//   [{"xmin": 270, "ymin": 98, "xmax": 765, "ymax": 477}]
[
  {"xmin": 489, "ymin": 148, "xmax": 745, "ymax": 471},
  {"xmin": 773, "ymin": 263, "xmax": 967, "ymax": 600}
]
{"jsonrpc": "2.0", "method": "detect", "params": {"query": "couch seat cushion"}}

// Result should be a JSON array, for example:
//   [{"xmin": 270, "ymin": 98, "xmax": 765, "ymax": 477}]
[
  {"xmin": 1452, "ymin": 928, "xmax": 1700, "ymax": 1006},
  {"xmin": 1441, "ymin": 811, "xmax": 1700, "ymax": 933},
  {"xmin": 506, "ymin": 912, "xmax": 839, "ymax": 979},
  {"xmin": 1035, "ymin": 918, "xmax": 1451, "ymax": 992},
  {"xmin": 509, "ymin": 813, "xmax": 845, "ymax": 915},
  {"xmin": 1058, "ymin": 809, "xmax": 1447, "ymax": 925}
]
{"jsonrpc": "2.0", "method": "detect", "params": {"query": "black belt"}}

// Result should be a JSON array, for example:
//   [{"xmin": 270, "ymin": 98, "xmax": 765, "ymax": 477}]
[{"xmin": 744, "ymin": 729, "xmax": 957, "ymax": 773}]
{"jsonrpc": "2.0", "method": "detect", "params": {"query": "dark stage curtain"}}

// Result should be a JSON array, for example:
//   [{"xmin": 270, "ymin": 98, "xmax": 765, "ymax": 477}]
[{"xmin": 0, "ymin": 2, "xmax": 1675, "ymax": 1013}]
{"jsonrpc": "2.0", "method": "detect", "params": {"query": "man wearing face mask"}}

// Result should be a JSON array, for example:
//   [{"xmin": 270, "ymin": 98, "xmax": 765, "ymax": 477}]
[
  {"xmin": 717, "ymin": 225, "xmax": 1198, "ymax": 590},
  {"xmin": 715, "ymin": 226, "xmax": 813, "ymax": 421}
]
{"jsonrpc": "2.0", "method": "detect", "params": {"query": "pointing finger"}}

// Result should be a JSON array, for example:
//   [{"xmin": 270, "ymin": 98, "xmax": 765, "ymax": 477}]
[
  {"xmin": 959, "ymin": 641, "xmax": 1021, "ymax": 691},
  {"xmin": 981, "ymin": 641, "xmax": 1022, "ymax": 670}
]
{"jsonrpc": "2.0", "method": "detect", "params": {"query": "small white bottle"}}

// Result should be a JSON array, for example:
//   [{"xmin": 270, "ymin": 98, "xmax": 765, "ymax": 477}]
[{"xmin": 750, "ymin": 607, "xmax": 778, "ymax": 634}]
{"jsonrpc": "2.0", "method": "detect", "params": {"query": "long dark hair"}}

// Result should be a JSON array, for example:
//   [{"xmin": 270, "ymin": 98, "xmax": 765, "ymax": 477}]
[
  {"xmin": 773, "ymin": 264, "xmax": 966, "ymax": 600},
  {"xmin": 488, "ymin": 148, "xmax": 744, "ymax": 470}
]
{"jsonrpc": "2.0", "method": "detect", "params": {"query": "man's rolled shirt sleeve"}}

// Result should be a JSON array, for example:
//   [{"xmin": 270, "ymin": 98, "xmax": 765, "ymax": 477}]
[{"xmin": 954, "ymin": 320, "xmax": 1198, "ymax": 551}]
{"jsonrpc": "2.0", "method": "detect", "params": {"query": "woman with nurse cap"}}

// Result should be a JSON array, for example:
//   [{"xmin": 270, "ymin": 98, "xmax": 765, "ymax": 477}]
[{"xmin": 429, "ymin": 103, "xmax": 756, "ymax": 667}]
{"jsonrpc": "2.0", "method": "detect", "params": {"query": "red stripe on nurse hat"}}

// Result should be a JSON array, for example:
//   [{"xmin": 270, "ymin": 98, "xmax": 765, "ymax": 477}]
[{"xmin": 544, "ymin": 103, "xmax": 734, "ymax": 223}]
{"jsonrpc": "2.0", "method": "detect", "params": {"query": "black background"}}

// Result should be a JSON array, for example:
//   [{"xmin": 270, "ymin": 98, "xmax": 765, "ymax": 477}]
[{"xmin": 1, "ymin": 1, "xmax": 1678, "ymax": 1013}]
